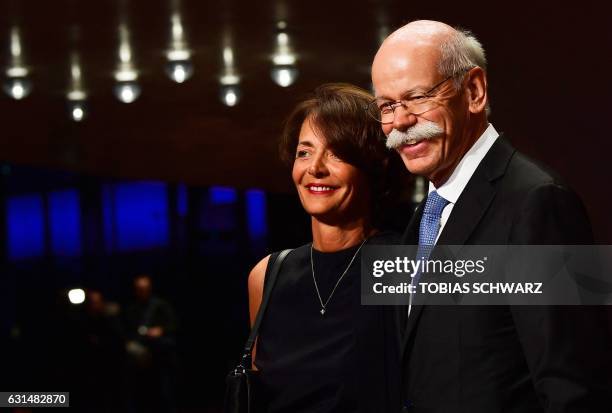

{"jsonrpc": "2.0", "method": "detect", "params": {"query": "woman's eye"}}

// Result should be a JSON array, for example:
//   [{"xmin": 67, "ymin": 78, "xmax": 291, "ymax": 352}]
[{"xmin": 296, "ymin": 150, "xmax": 310, "ymax": 158}]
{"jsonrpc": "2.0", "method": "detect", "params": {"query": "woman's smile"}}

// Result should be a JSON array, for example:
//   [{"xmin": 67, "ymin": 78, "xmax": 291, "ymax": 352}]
[{"xmin": 304, "ymin": 183, "xmax": 340, "ymax": 195}]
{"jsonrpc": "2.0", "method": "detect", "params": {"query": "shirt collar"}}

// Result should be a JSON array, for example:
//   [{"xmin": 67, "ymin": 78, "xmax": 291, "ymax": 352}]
[{"xmin": 428, "ymin": 123, "xmax": 499, "ymax": 204}]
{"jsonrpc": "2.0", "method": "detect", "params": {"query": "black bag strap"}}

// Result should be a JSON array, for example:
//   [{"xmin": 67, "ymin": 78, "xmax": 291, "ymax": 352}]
[{"xmin": 239, "ymin": 249, "xmax": 291, "ymax": 368}]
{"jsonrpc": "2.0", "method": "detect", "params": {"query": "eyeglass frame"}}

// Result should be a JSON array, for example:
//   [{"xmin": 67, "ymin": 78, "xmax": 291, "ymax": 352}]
[{"xmin": 366, "ymin": 68, "xmax": 474, "ymax": 124}]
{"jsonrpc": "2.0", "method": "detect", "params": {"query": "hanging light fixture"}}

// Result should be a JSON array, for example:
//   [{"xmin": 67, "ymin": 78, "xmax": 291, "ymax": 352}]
[
  {"xmin": 270, "ymin": 21, "xmax": 298, "ymax": 88},
  {"xmin": 66, "ymin": 53, "xmax": 87, "ymax": 122},
  {"xmin": 219, "ymin": 33, "xmax": 241, "ymax": 107},
  {"xmin": 165, "ymin": 1, "xmax": 193, "ymax": 84},
  {"xmin": 113, "ymin": 22, "xmax": 140, "ymax": 103},
  {"xmin": 3, "ymin": 26, "xmax": 32, "ymax": 100}
]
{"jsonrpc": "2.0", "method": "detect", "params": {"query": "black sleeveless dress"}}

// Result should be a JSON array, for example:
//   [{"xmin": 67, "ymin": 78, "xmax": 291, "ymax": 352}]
[{"xmin": 255, "ymin": 232, "xmax": 402, "ymax": 413}]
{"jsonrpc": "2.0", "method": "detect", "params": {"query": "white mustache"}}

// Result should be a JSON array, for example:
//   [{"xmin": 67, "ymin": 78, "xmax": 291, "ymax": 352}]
[{"xmin": 385, "ymin": 121, "xmax": 444, "ymax": 149}]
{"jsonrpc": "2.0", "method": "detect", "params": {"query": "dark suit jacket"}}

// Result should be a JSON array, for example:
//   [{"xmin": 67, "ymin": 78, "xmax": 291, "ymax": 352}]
[{"xmin": 400, "ymin": 137, "xmax": 612, "ymax": 413}]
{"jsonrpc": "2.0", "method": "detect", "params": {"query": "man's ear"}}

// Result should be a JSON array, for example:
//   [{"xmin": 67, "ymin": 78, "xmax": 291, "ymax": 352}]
[{"xmin": 466, "ymin": 67, "xmax": 487, "ymax": 114}]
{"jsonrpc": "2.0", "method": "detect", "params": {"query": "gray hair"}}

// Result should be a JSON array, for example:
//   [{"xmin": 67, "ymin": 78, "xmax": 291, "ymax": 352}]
[{"xmin": 438, "ymin": 28, "xmax": 490, "ymax": 115}]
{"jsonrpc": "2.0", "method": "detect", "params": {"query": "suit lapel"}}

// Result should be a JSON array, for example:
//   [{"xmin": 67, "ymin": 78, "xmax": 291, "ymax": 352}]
[
  {"xmin": 402, "ymin": 200, "xmax": 425, "ymax": 244},
  {"xmin": 400, "ymin": 136, "xmax": 516, "ymax": 354},
  {"xmin": 435, "ymin": 176, "xmax": 496, "ymax": 245},
  {"xmin": 437, "ymin": 136, "xmax": 515, "ymax": 245},
  {"xmin": 402, "ymin": 297, "xmax": 425, "ymax": 349}
]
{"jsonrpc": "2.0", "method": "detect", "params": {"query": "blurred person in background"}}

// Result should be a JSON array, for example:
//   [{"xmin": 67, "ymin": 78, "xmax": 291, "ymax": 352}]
[
  {"xmin": 79, "ymin": 289, "xmax": 125, "ymax": 411},
  {"xmin": 124, "ymin": 274, "xmax": 178, "ymax": 413},
  {"xmin": 247, "ymin": 83, "xmax": 404, "ymax": 413}
]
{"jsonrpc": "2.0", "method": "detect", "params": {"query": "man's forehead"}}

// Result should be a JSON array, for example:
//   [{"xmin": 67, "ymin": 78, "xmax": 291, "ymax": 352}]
[
  {"xmin": 372, "ymin": 25, "xmax": 444, "ymax": 97},
  {"xmin": 378, "ymin": 27, "xmax": 442, "ymax": 58},
  {"xmin": 372, "ymin": 52, "xmax": 440, "ymax": 99}
]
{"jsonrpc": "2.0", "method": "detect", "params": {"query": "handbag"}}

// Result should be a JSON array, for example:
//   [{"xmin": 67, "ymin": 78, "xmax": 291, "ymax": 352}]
[{"xmin": 224, "ymin": 249, "xmax": 292, "ymax": 413}]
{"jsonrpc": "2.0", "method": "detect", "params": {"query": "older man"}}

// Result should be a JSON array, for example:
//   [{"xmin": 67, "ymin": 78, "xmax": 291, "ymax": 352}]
[{"xmin": 371, "ymin": 20, "xmax": 611, "ymax": 413}]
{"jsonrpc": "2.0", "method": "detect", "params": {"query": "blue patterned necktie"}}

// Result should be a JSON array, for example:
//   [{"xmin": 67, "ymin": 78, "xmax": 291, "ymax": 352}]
[
  {"xmin": 409, "ymin": 191, "xmax": 449, "ymax": 313},
  {"xmin": 418, "ymin": 191, "xmax": 449, "ymax": 255}
]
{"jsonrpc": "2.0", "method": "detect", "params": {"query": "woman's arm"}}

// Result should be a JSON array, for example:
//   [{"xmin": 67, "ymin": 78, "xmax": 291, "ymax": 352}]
[{"xmin": 247, "ymin": 254, "xmax": 271, "ymax": 369}]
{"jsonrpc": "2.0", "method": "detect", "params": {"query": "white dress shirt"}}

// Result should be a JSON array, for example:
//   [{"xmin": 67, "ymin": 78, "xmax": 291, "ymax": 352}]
[{"xmin": 429, "ymin": 123, "xmax": 500, "ymax": 243}]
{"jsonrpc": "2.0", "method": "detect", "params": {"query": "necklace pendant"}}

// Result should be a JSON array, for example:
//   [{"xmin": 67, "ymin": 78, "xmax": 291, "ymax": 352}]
[{"xmin": 311, "ymin": 238, "xmax": 368, "ymax": 319}]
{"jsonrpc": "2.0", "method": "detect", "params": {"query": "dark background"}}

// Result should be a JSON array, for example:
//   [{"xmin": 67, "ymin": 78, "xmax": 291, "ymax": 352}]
[{"xmin": 1, "ymin": 0, "xmax": 611, "ymax": 411}]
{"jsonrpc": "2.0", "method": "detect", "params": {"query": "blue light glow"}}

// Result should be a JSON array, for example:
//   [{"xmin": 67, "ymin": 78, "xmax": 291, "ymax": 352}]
[
  {"xmin": 6, "ymin": 194, "xmax": 45, "ymax": 260},
  {"xmin": 102, "ymin": 182, "xmax": 169, "ymax": 251},
  {"xmin": 200, "ymin": 186, "xmax": 238, "ymax": 231},
  {"xmin": 48, "ymin": 189, "xmax": 82, "ymax": 256},
  {"xmin": 210, "ymin": 186, "xmax": 237, "ymax": 205},
  {"xmin": 246, "ymin": 189, "xmax": 267, "ymax": 239}
]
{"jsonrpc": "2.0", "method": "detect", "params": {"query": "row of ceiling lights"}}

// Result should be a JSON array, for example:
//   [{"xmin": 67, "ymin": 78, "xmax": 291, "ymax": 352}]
[{"xmin": 2, "ymin": 13, "xmax": 299, "ymax": 122}]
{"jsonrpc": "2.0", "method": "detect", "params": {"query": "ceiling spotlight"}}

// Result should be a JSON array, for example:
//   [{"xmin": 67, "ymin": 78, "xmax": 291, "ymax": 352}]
[
  {"xmin": 271, "ymin": 65, "xmax": 298, "ymax": 88},
  {"xmin": 165, "ymin": 59, "xmax": 193, "ymax": 84},
  {"xmin": 271, "ymin": 27, "xmax": 298, "ymax": 88},
  {"xmin": 114, "ymin": 81, "xmax": 141, "ymax": 104},
  {"xmin": 114, "ymin": 23, "xmax": 140, "ymax": 103},
  {"xmin": 219, "ymin": 40, "xmax": 241, "ymax": 107},
  {"xmin": 66, "ymin": 53, "xmax": 87, "ymax": 121},
  {"xmin": 3, "ymin": 76, "xmax": 32, "ymax": 100},
  {"xmin": 220, "ymin": 84, "xmax": 241, "ymax": 107},
  {"xmin": 165, "ymin": 11, "xmax": 193, "ymax": 84},
  {"xmin": 4, "ymin": 27, "xmax": 32, "ymax": 100},
  {"xmin": 72, "ymin": 106, "xmax": 84, "ymax": 122},
  {"xmin": 68, "ymin": 100, "xmax": 86, "ymax": 122}
]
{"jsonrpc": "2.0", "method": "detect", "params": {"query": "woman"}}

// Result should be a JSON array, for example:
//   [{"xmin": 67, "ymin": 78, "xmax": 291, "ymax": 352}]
[{"xmin": 248, "ymin": 83, "xmax": 402, "ymax": 413}]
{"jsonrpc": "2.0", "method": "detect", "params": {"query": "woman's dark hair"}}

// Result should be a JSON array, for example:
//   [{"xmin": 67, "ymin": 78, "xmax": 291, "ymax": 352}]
[
  {"xmin": 279, "ymin": 83, "xmax": 403, "ymax": 225},
  {"xmin": 279, "ymin": 83, "xmax": 387, "ymax": 172}
]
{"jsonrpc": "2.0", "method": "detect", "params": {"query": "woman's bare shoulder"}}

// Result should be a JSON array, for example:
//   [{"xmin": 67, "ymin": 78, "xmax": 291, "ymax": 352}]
[{"xmin": 248, "ymin": 255, "xmax": 271, "ymax": 294}]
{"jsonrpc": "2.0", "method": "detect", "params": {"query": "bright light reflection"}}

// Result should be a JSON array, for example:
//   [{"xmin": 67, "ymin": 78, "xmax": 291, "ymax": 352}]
[
  {"xmin": 271, "ymin": 66, "xmax": 298, "ymax": 88},
  {"xmin": 220, "ymin": 47, "xmax": 240, "ymax": 86},
  {"xmin": 114, "ymin": 23, "xmax": 140, "ymax": 102},
  {"xmin": 72, "ymin": 107, "xmax": 84, "ymax": 121},
  {"xmin": 166, "ymin": 60, "xmax": 193, "ymax": 83},
  {"xmin": 219, "ymin": 38, "xmax": 241, "ymax": 106},
  {"xmin": 225, "ymin": 91, "xmax": 237, "ymax": 106},
  {"xmin": 67, "ymin": 53, "xmax": 88, "ymax": 121},
  {"xmin": 4, "ymin": 78, "xmax": 32, "ymax": 100},
  {"xmin": 4, "ymin": 27, "xmax": 32, "ymax": 100},
  {"xmin": 11, "ymin": 82, "xmax": 24, "ymax": 99},
  {"xmin": 114, "ymin": 82, "xmax": 141, "ymax": 103},
  {"xmin": 272, "ymin": 32, "xmax": 297, "ymax": 66},
  {"xmin": 166, "ymin": 12, "xmax": 193, "ymax": 83},
  {"xmin": 221, "ymin": 85, "xmax": 240, "ymax": 107},
  {"xmin": 271, "ymin": 27, "xmax": 298, "ymax": 87},
  {"xmin": 10, "ymin": 27, "xmax": 22, "ymax": 58},
  {"xmin": 70, "ymin": 102, "xmax": 85, "ymax": 122},
  {"xmin": 172, "ymin": 64, "xmax": 186, "ymax": 83},
  {"xmin": 68, "ymin": 288, "xmax": 86, "ymax": 305}
]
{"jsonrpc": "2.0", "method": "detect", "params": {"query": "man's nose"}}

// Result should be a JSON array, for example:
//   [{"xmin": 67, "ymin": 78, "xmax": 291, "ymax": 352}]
[{"xmin": 391, "ymin": 107, "xmax": 418, "ymax": 131}]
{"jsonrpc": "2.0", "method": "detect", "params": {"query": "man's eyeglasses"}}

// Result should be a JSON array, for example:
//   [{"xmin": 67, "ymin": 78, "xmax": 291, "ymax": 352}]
[{"xmin": 366, "ymin": 69, "xmax": 471, "ymax": 124}]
